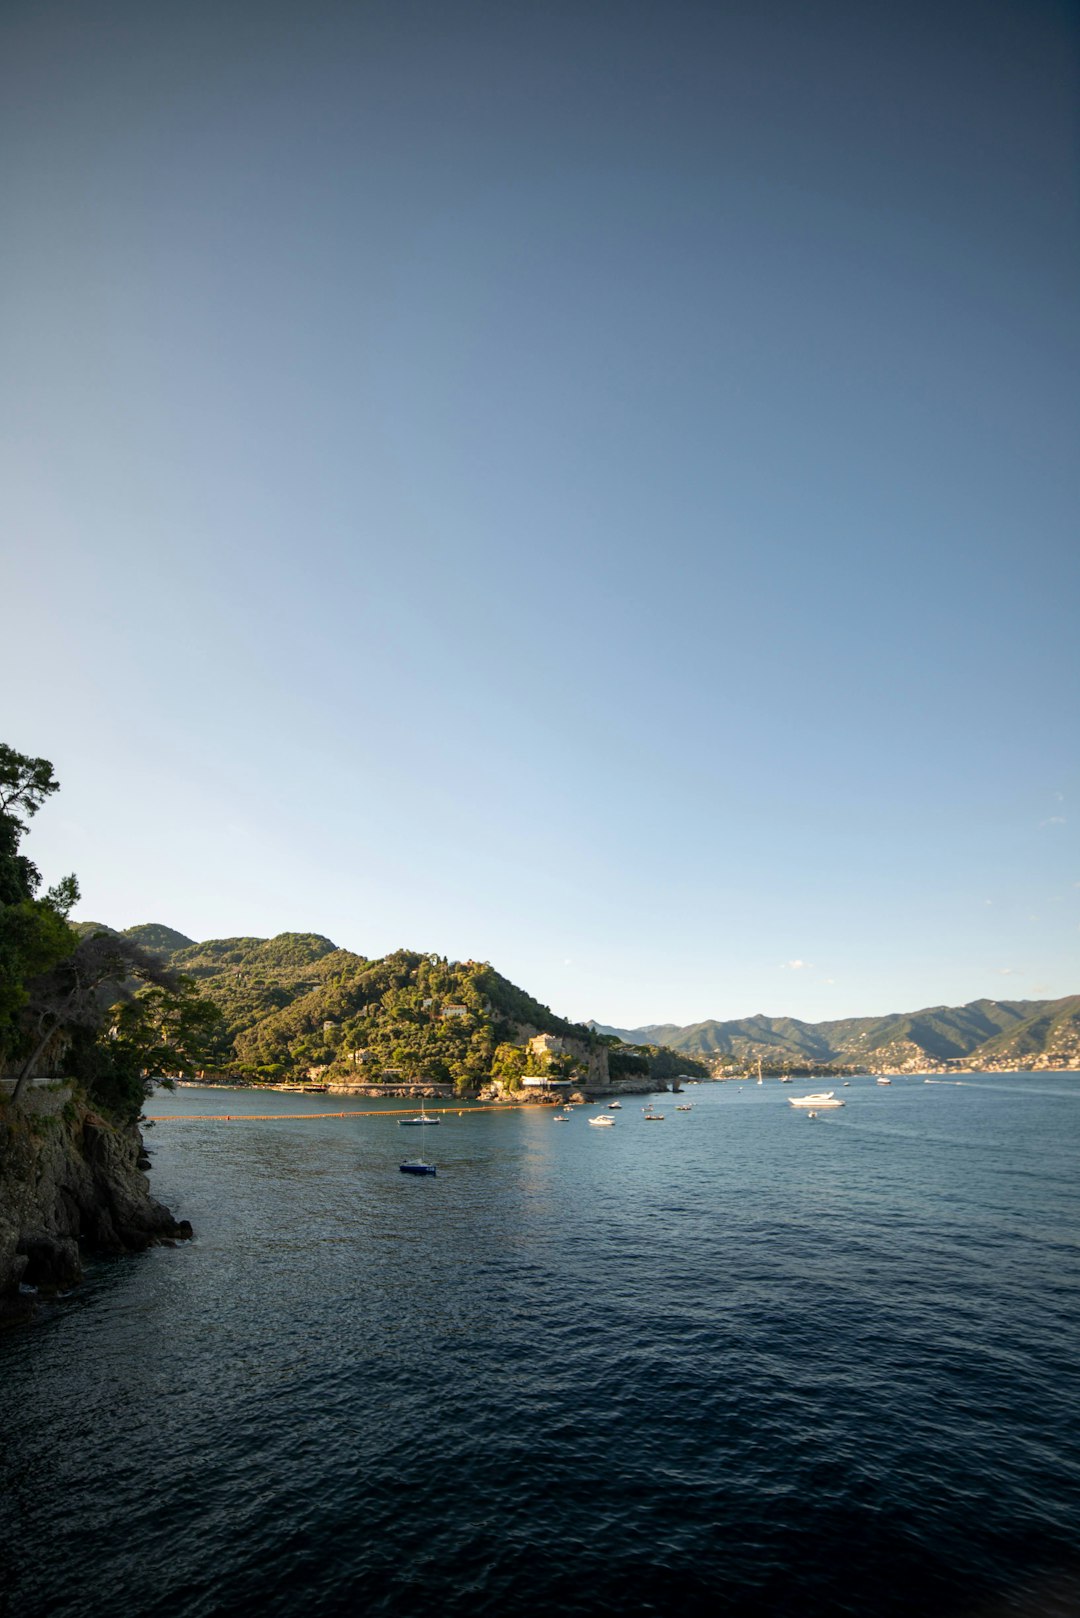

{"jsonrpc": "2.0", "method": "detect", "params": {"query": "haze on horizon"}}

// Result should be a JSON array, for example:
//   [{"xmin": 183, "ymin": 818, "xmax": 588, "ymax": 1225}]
[{"xmin": 2, "ymin": 0, "xmax": 1077, "ymax": 1030}]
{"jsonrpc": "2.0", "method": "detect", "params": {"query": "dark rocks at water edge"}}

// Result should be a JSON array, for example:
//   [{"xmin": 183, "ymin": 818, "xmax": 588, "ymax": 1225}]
[{"xmin": 0, "ymin": 1085, "xmax": 192, "ymax": 1325}]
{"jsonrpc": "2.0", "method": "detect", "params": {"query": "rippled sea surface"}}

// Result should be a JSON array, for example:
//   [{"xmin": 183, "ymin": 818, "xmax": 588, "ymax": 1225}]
[{"xmin": 3, "ymin": 1075, "xmax": 1080, "ymax": 1618}]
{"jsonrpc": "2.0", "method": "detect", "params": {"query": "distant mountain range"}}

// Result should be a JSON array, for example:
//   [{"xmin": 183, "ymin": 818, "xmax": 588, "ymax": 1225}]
[{"xmin": 591, "ymin": 995, "xmax": 1080, "ymax": 1073}]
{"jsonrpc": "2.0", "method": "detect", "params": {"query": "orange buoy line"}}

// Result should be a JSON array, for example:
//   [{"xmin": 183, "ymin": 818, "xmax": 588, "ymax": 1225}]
[{"xmin": 145, "ymin": 1104, "xmax": 536, "ymax": 1121}]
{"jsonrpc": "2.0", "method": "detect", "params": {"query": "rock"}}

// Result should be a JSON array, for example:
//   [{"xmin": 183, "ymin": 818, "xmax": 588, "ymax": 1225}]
[
  {"xmin": 1, "ymin": 1102, "xmax": 194, "ymax": 1322},
  {"xmin": 17, "ymin": 1232, "xmax": 83, "ymax": 1291}
]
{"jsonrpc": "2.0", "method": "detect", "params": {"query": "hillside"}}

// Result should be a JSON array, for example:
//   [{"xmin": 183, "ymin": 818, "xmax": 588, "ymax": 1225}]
[
  {"xmin": 971, "ymin": 995, "xmax": 1080, "ymax": 1069},
  {"xmin": 73, "ymin": 921, "xmax": 196, "ymax": 954},
  {"xmin": 78, "ymin": 926, "xmax": 705, "ymax": 1090},
  {"xmin": 593, "ymin": 995, "xmax": 1078, "ymax": 1073}
]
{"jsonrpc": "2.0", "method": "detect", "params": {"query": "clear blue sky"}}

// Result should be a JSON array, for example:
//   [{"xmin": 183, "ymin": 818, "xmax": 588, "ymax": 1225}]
[{"xmin": 3, "ymin": 0, "xmax": 1078, "ymax": 1028}]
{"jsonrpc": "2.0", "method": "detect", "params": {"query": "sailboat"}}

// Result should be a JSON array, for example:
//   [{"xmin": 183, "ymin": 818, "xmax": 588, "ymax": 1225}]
[
  {"xmin": 399, "ymin": 1157, "xmax": 437, "ymax": 1175},
  {"xmin": 757, "ymin": 1057, "xmax": 764, "ymax": 1086},
  {"xmin": 400, "ymin": 1099, "xmax": 440, "ymax": 1126}
]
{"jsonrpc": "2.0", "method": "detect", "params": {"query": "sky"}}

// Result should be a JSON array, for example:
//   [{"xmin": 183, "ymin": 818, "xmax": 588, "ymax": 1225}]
[{"xmin": 2, "ymin": 0, "xmax": 1078, "ymax": 1029}]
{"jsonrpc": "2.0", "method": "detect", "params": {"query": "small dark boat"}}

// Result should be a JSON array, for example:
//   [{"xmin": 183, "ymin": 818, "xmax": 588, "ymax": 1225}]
[{"xmin": 400, "ymin": 1159, "xmax": 437, "ymax": 1176}]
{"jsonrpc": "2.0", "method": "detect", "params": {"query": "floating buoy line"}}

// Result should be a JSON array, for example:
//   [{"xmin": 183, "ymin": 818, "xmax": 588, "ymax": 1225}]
[{"xmin": 146, "ymin": 1103, "xmax": 541, "ymax": 1122}]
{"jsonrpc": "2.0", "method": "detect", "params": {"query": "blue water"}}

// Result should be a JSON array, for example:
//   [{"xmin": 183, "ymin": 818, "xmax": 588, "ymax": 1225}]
[{"xmin": 3, "ymin": 1076, "xmax": 1080, "ymax": 1618}]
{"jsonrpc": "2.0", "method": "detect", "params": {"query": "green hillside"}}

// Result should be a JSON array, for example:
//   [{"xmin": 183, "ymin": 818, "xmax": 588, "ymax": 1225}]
[
  {"xmin": 78, "ymin": 926, "xmax": 671, "ymax": 1090},
  {"xmin": 972, "ymin": 996, "xmax": 1080, "ymax": 1066},
  {"xmin": 72, "ymin": 920, "xmax": 119, "ymax": 940},
  {"xmin": 228, "ymin": 947, "xmax": 593, "ymax": 1085},
  {"xmin": 72, "ymin": 921, "xmax": 196, "ymax": 955},
  {"xmin": 122, "ymin": 923, "xmax": 196, "ymax": 955}
]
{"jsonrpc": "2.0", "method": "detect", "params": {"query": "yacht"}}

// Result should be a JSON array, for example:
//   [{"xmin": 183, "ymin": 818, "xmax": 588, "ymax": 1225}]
[
  {"xmin": 589, "ymin": 1114, "xmax": 615, "ymax": 1127},
  {"xmin": 788, "ymin": 1091, "xmax": 845, "ymax": 1110},
  {"xmin": 399, "ymin": 1159, "xmax": 437, "ymax": 1176},
  {"xmin": 876, "ymin": 1077, "xmax": 892, "ymax": 1086},
  {"xmin": 608, "ymin": 1100, "xmax": 622, "ymax": 1109}
]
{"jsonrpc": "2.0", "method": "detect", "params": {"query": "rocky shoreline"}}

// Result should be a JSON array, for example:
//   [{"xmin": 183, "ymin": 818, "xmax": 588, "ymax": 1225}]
[{"xmin": 0, "ymin": 1084, "xmax": 192, "ymax": 1326}]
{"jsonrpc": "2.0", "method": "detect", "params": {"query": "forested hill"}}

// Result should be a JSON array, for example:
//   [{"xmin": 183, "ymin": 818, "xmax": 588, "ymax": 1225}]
[
  {"xmin": 593, "ymin": 995, "xmax": 1080, "ymax": 1072},
  {"xmin": 75, "ymin": 925, "xmax": 637, "ymax": 1089}
]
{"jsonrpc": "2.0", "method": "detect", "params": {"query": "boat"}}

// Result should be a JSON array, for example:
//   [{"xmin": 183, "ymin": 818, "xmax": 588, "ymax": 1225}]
[
  {"xmin": 608, "ymin": 1101, "xmax": 622, "ymax": 1110},
  {"xmin": 643, "ymin": 1113, "xmax": 665, "ymax": 1121},
  {"xmin": 788, "ymin": 1091, "xmax": 845, "ymax": 1109},
  {"xmin": 876, "ymin": 1077, "xmax": 892, "ymax": 1086},
  {"xmin": 553, "ymin": 1113, "xmax": 570, "ymax": 1123},
  {"xmin": 780, "ymin": 1074, "xmax": 793, "ymax": 1083},
  {"xmin": 675, "ymin": 1104, "xmax": 692, "ymax": 1112},
  {"xmin": 589, "ymin": 1114, "xmax": 615, "ymax": 1127},
  {"xmin": 399, "ymin": 1159, "xmax": 437, "ymax": 1176},
  {"xmin": 400, "ymin": 1102, "xmax": 439, "ymax": 1126}
]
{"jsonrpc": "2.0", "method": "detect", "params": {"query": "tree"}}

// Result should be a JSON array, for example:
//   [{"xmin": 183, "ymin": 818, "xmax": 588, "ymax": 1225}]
[
  {"xmin": 11, "ymin": 933, "xmax": 224, "ymax": 1118},
  {"xmin": 491, "ymin": 1041, "xmax": 527, "ymax": 1081},
  {"xmin": 70, "ymin": 970, "xmax": 226, "ymax": 1122},
  {"xmin": 9, "ymin": 934, "xmax": 166, "ymax": 1104},
  {"xmin": 0, "ymin": 744, "xmax": 60, "ymax": 828},
  {"xmin": 0, "ymin": 897, "xmax": 78, "ymax": 1059},
  {"xmin": 0, "ymin": 746, "xmax": 81, "ymax": 1063},
  {"xmin": 0, "ymin": 745, "xmax": 63, "ymax": 905}
]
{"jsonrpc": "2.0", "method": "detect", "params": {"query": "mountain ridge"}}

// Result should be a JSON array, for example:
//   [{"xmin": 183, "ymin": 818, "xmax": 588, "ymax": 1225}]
[{"xmin": 591, "ymin": 994, "xmax": 1080, "ymax": 1072}]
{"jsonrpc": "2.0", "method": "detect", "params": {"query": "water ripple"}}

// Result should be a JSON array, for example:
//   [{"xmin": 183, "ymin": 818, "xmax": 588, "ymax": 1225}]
[{"xmin": 2, "ymin": 1076, "xmax": 1079, "ymax": 1617}]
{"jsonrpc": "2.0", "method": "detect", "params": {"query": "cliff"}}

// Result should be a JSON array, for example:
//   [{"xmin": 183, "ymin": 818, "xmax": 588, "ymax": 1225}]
[{"xmin": 0, "ymin": 1083, "xmax": 191, "ymax": 1324}]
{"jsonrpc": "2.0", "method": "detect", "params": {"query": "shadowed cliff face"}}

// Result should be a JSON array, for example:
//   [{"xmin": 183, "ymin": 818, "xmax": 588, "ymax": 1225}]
[{"xmin": 0, "ymin": 1086, "xmax": 191, "ymax": 1323}]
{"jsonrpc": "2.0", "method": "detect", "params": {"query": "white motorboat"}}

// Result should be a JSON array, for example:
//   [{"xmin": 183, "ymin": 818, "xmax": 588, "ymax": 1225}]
[
  {"xmin": 589, "ymin": 1114, "xmax": 615, "ymax": 1127},
  {"xmin": 608, "ymin": 1101, "xmax": 622, "ymax": 1109},
  {"xmin": 876, "ymin": 1077, "xmax": 892, "ymax": 1086},
  {"xmin": 788, "ymin": 1091, "xmax": 845, "ymax": 1109}
]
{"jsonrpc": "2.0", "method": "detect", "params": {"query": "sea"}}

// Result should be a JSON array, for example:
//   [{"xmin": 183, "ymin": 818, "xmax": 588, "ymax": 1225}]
[{"xmin": 2, "ymin": 1074, "xmax": 1079, "ymax": 1618}]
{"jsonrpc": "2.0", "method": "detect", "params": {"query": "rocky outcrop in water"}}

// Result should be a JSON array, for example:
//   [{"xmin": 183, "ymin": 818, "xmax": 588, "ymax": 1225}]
[{"xmin": 0, "ymin": 1084, "xmax": 191, "ymax": 1323}]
